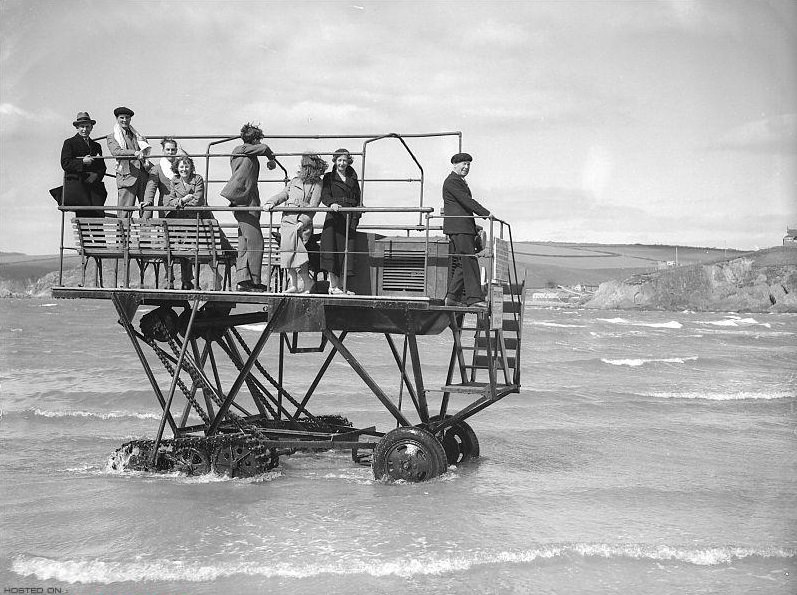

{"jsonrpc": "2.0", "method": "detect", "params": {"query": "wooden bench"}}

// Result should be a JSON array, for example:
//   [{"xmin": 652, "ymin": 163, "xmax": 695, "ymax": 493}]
[
  {"xmin": 128, "ymin": 218, "xmax": 235, "ymax": 290},
  {"xmin": 72, "ymin": 217, "xmax": 126, "ymax": 287},
  {"xmin": 73, "ymin": 217, "xmax": 290, "ymax": 290}
]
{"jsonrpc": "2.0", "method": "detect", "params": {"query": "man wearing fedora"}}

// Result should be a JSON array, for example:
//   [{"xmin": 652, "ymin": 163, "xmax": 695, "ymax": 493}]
[
  {"xmin": 106, "ymin": 106, "xmax": 151, "ymax": 217},
  {"xmin": 59, "ymin": 111, "xmax": 107, "ymax": 218},
  {"xmin": 442, "ymin": 152, "xmax": 490, "ymax": 309}
]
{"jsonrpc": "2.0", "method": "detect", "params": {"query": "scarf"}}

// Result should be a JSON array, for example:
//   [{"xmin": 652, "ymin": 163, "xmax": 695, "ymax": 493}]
[
  {"xmin": 159, "ymin": 157, "xmax": 174, "ymax": 177},
  {"xmin": 113, "ymin": 122, "xmax": 152, "ymax": 167}
]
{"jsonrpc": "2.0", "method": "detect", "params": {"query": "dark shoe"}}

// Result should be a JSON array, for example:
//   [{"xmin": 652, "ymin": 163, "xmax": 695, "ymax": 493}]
[
  {"xmin": 252, "ymin": 283, "xmax": 269, "ymax": 292},
  {"xmin": 468, "ymin": 301, "xmax": 489, "ymax": 310},
  {"xmin": 181, "ymin": 282, "xmax": 194, "ymax": 290},
  {"xmin": 445, "ymin": 296, "xmax": 465, "ymax": 307}
]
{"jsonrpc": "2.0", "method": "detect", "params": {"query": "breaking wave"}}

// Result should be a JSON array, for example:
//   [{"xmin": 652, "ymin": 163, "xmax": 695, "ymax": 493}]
[
  {"xmin": 25, "ymin": 408, "xmax": 160, "ymax": 421},
  {"xmin": 597, "ymin": 318, "xmax": 683, "ymax": 329},
  {"xmin": 601, "ymin": 356, "xmax": 698, "ymax": 367},
  {"xmin": 639, "ymin": 390, "xmax": 794, "ymax": 401},
  {"xmin": 695, "ymin": 316, "xmax": 771, "ymax": 328},
  {"xmin": 13, "ymin": 543, "xmax": 796, "ymax": 583}
]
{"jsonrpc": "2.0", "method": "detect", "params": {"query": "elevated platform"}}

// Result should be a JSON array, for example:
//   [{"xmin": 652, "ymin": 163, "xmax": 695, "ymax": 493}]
[{"xmin": 51, "ymin": 286, "xmax": 486, "ymax": 335}]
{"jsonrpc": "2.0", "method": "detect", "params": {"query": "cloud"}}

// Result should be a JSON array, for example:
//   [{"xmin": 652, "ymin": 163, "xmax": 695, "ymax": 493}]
[
  {"xmin": 0, "ymin": 103, "xmax": 39, "ymax": 119},
  {"xmin": 710, "ymin": 114, "xmax": 797, "ymax": 154}
]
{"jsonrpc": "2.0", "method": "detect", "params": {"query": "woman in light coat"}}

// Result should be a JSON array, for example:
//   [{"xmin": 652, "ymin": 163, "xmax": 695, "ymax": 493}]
[{"xmin": 265, "ymin": 153, "xmax": 327, "ymax": 293}]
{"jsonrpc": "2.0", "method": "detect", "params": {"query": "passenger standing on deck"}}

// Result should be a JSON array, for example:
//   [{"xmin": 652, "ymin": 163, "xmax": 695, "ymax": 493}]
[
  {"xmin": 60, "ymin": 111, "xmax": 107, "ymax": 218},
  {"xmin": 265, "ymin": 153, "xmax": 327, "ymax": 294},
  {"xmin": 320, "ymin": 148, "xmax": 361, "ymax": 295},
  {"xmin": 143, "ymin": 137, "xmax": 180, "ymax": 218},
  {"xmin": 220, "ymin": 123, "xmax": 278, "ymax": 292},
  {"xmin": 167, "ymin": 155, "xmax": 206, "ymax": 290},
  {"xmin": 106, "ymin": 106, "xmax": 152, "ymax": 218},
  {"xmin": 442, "ymin": 152, "xmax": 490, "ymax": 309}
]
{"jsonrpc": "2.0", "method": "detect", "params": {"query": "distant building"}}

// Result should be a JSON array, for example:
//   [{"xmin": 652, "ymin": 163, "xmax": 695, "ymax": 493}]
[{"xmin": 784, "ymin": 226, "xmax": 797, "ymax": 246}]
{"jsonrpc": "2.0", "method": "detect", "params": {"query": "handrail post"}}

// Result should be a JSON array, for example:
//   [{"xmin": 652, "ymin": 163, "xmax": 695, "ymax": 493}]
[
  {"xmin": 58, "ymin": 205, "xmax": 65, "ymax": 287},
  {"xmin": 122, "ymin": 214, "xmax": 130, "ymax": 288},
  {"xmin": 487, "ymin": 215, "xmax": 494, "ymax": 312},
  {"xmin": 194, "ymin": 212, "xmax": 200, "ymax": 289},
  {"xmin": 267, "ymin": 209, "xmax": 274, "ymax": 291},
  {"xmin": 423, "ymin": 212, "xmax": 430, "ymax": 298},
  {"xmin": 342, "ymin": 212, "xmax": 351, "ymax": 293}
]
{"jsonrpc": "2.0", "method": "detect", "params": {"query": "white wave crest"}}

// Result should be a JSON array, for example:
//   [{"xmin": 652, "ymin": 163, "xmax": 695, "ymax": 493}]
[
  {"xmin": 601, "ymin": 356, "xmax": 698, "ymax": 367},
  {"xmin": 640, "ymin": 390, "xmax": 794, "ymax": 401},
  {"xmin": 598, "ymin": 318, "xmax": 682, "ymax": 329},
  {"xmin": 532, "ymin": 322, "xmax": 587, "ymax": 328},
  {"xmin": 696, "ymin": 316, "xmax": 771, "ymax": 328},
  {"xmin": 12, "ymin": 543, "xmax": 795, "ymax": 583},
  {"xmin": 30, "ymin": 408, "xmax": 160, "ymax": 420}
]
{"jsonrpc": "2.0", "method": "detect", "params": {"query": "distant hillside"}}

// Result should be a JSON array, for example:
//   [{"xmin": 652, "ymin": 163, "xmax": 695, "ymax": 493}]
[
  {"xmin": 585, "ymin": 246, "xmax": 797, "ymax": 313},
  {"xmin": 1, "ymin": 244, "xmax": 790, "ymax": 312},
  {"xmin": 0, "ymin": 254, "xmax": 81, "ymax": 280},
  {"xmin": 512, "ymin": 242, "xmax": 743, "ymax": 287}
]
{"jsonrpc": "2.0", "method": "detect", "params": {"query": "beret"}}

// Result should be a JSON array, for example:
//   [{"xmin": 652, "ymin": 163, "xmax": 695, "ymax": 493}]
[
  {"xmin": 451, "ymin": 152, "xmax": 473, "ymax": 164},
  {"xmin": 113, "ymin": 106, "xmax": 135, "ymax": 117}
]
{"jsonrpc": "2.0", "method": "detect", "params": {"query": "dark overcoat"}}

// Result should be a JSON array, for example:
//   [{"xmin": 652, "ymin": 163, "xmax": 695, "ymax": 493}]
[
  {"xmin": 319, "ymin": 167, "xmax": 361, "ymax": 275},
  {"xmin": 441, "ymin": 172, "xmax": 489, "ymax": 235},
  {"xmin": 60, "ymin": 134, "xmax": 107, "ymax": 208}
]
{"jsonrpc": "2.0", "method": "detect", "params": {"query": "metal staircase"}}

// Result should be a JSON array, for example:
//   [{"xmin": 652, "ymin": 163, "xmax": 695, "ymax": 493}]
[{"xmin": 441, "ymin": 280, "xmax": 525, "ymax": 399}]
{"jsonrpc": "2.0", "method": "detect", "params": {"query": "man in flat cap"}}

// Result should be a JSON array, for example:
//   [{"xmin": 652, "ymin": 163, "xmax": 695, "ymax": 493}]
[
  {"xmin": 59, "ymin": 111, "xmax": 107, "ymax": 218},
  {"xmin": 106, "ymin": 106, "xmax": 152, "ymax": 217},
  {"xmin": 442, "ymin": 152, "xmax": 490, "ymax": 308}
]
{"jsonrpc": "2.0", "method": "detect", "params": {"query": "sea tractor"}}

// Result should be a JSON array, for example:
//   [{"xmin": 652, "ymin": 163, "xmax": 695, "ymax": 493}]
[{"xmin": 52, "ymin": 131, "xmax": 525, "ymax": 482}]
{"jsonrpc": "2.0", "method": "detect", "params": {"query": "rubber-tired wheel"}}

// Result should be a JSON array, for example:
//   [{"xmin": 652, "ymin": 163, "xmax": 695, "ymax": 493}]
[
  {"xmin": 171, "ymin": 445, "xmax": 211, "ymax": 476},
  {"xmin": 372, "ymin": 427, "xmax": 448, "ymax": 482},
  {"xmin": 429, "ymin": 415, "xmax": 480, "ymax": 465}
]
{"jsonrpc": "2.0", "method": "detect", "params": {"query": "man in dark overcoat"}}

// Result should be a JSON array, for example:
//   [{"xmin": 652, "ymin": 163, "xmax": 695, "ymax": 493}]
[
  {"xmin": 220, "ymin": 123, "xmax": 278, "ymax": 292},
  {"xmin": 442, "ymin": 152, "xmax": 490, "ymax": 308},
  {"xmin": 60, "ymin": 111, "xmax": 107, "ymax": 218}
]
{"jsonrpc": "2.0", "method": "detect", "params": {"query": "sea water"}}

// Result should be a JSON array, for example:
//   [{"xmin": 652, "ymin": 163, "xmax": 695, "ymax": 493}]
[{"xmin": 0, "ymin": 298, "xmax": 795, "ymax": 594}]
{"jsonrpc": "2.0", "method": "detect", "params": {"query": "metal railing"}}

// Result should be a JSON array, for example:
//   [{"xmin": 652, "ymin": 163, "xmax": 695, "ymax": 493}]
[{"xmin": 57, "ymin": 131, "xmax": 519, "ymax": 305}]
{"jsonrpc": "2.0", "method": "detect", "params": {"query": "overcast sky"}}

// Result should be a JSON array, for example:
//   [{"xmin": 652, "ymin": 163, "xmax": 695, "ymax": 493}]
[{"xmin": 1, "ymin": 0, "xmax": 795, "ymax": 254}]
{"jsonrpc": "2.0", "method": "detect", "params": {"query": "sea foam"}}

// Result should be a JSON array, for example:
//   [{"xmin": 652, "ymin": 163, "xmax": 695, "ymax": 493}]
[
  {"xmin": 601, "ymin": 356, "xmax": 698, "ymax": 367},
  {"xmin": 29, "ymin": 408, "xmax": 160, "ymax": 420},
  {"xmin": 640, "ymin": 390, "xmax": 794, "ymax": 401},
  {"xmin": 598, "ymin": 318, "xmax": 683, "ymax": 329},
  {"xmin": 12, "ymin": 543, "xmax": 796, "ymax": 583}
]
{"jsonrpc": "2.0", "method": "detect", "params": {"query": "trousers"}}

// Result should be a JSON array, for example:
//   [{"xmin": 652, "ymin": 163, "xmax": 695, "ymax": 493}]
[
  {"xmin": 446, "ymin": 233, "xmax": 483, "ymax": 305},
  {"xmin": 234, "ymin": 210, "xmax": 263, "ymax": 284},
  {"xmin": 116, "ymin": 172, "xmax": 149, "ymax": 218}
]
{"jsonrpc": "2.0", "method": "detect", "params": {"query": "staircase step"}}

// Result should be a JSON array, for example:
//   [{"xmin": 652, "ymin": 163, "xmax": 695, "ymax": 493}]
[
  {"xmin": 441, "ymin": 382, "xmax": 513, "ymax": 395},
  {"xmin": 502, "ymin": 300, "xmax": 523, "ymax": 313},
  {"xmin": 502, "ymin": 283, "xmax": 525, "ymax": 294},
  {"xmin": 473, "ymin": 354, "xmax": 516, "ymax": 368},
  {"xmin": 503, "ymin": 319, "xmax": 520, "ymax": 332},
  {"xmin": 475, "ymin": 336, "xmax": 518, "ymax": 350}
]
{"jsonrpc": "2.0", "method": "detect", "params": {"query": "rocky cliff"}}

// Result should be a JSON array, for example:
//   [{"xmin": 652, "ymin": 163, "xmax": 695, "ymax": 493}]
[{"xmin": 585, "ymin": 247, "xmax": 797, "ymax": 312}]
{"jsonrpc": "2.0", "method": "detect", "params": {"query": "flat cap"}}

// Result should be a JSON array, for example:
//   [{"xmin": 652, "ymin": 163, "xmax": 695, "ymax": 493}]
[
  {"xmin": 113, "ymin": 106, "xmax": 134, "ymax": 117},
  {"xmin": 451, "ymin": 152, "xmax": 473, "ymax": 164}
]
